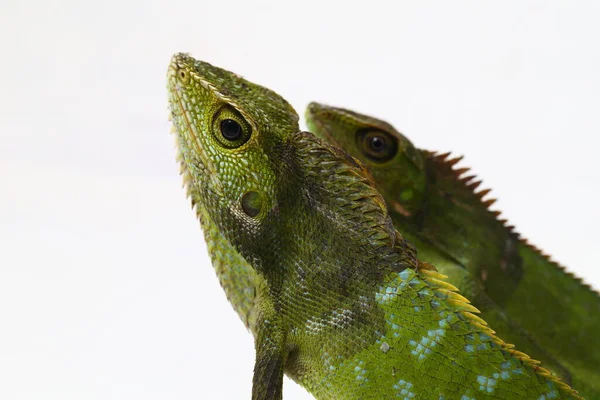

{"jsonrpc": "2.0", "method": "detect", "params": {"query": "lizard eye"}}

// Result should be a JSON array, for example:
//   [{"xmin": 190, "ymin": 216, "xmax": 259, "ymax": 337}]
[
  {"xmin": 358, "ymin": 129, "xmax": 397, "ymax": 162},
  {"xmin": 212, "ymin": 106, "xmax": 252, "ymax": 148}
]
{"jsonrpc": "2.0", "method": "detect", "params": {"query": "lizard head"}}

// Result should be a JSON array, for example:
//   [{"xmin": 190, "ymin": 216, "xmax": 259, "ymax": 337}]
[
  {"xmin": 167, "ymin": 53, "xmax": 299, "ymax": 237},
  {"xmin": 306, "ymin": 102, "xmax": 426, "ymax": 217}
]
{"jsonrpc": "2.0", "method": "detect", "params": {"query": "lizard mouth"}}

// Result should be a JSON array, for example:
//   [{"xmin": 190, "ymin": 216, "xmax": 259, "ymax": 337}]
[{"xmin": 167, "ymin": 59, "xmax": 223, "ymax": 198}]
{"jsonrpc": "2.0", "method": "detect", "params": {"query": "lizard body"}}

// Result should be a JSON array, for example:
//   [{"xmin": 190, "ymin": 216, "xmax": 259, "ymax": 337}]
[
  {"xmin": 167, "ymin": 54, "xmax": 580, "ymax": 399},
  {"xmin": 305, "ymin": 103, "xmax": 600, "ymax": 398}
]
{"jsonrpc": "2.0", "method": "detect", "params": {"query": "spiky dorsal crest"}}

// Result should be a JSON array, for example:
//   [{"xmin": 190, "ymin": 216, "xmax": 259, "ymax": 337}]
[{"xmin": 424, "ymin": 149, "xmax": 599, "ymax": 299}]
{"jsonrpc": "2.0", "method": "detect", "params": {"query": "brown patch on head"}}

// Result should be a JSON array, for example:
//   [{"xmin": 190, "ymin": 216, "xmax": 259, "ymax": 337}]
[
  {"xmin": 501, "ymin": 234, "xmax": 524, "ymax": 283},
  {"xmin": 390, "ymin": 200, "xmax": 412, "ymax": 217},
  {"xmin": 480, "ymin": 269, "xmax": 488, "ymax": 282}
]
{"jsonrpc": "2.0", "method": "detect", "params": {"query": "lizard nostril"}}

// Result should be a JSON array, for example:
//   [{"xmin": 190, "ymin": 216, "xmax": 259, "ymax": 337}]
[{"xmin": 175, "ymin": 67, "xmax": 189, "ymax": 83}]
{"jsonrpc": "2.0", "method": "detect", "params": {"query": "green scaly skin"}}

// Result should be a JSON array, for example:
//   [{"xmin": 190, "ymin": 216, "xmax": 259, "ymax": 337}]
[
  {"xmin": 167, "ymin": 53, "xmax": 580, "ymax": 399},
  {"xmin": 306, "ymin": 103, "xmax": 600, "ymax": 398}
]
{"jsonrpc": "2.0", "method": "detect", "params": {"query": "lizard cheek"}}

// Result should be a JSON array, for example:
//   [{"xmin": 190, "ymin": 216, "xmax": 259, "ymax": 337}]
[{"xmin": 241, "ymin": 190, "xmax": 264, "ymax": 217}]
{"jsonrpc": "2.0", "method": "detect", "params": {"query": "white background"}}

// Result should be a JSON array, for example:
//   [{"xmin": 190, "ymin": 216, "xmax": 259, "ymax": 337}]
[{"xmin": 1, "ymin": 1, "xmax": 599, "ymax": 399}]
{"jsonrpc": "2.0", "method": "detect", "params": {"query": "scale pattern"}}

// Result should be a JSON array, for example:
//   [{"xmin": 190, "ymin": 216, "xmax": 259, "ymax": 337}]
[
  {"xmin": 167, "ymin": 54, "xmax": 581, "ymax": 399},
  {"xmin": 305, "ymin": 103, "xmax": 599, "ymax": 397}
]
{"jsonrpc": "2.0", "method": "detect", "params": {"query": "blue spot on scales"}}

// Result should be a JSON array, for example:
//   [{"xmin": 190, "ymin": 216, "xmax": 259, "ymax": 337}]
[
  {"xmin": 476, "ymin": 375, "xmax": 497, "ymax": 393},
  {"xmin": 393, "ymin": 379, "xmax": 415, "ymax": 399}
]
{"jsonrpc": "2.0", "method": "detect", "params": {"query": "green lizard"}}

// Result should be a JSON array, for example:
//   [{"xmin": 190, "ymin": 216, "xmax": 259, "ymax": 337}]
[
  {"xmin": 305, "ymin": 103, "xmax": 600, "ymax": 398},
  {"xmin": 167, "ymin": 53, "xmax": 580, "ymax": 399}
]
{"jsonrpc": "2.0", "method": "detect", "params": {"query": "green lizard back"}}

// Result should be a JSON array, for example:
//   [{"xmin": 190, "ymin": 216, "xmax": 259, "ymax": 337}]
[{"xmin": 306, "ymin": 103, "xmax": 600, "ymax": 398}]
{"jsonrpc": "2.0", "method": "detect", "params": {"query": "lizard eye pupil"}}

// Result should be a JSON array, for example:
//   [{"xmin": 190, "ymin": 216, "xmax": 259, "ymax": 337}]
[
  {"xmin": 369, "ymin": 136, "xmax": 386, "ymax": 152},
  {"xmin": 220, "ymin": 119, "xmax": 242, "ymax": 141}
]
